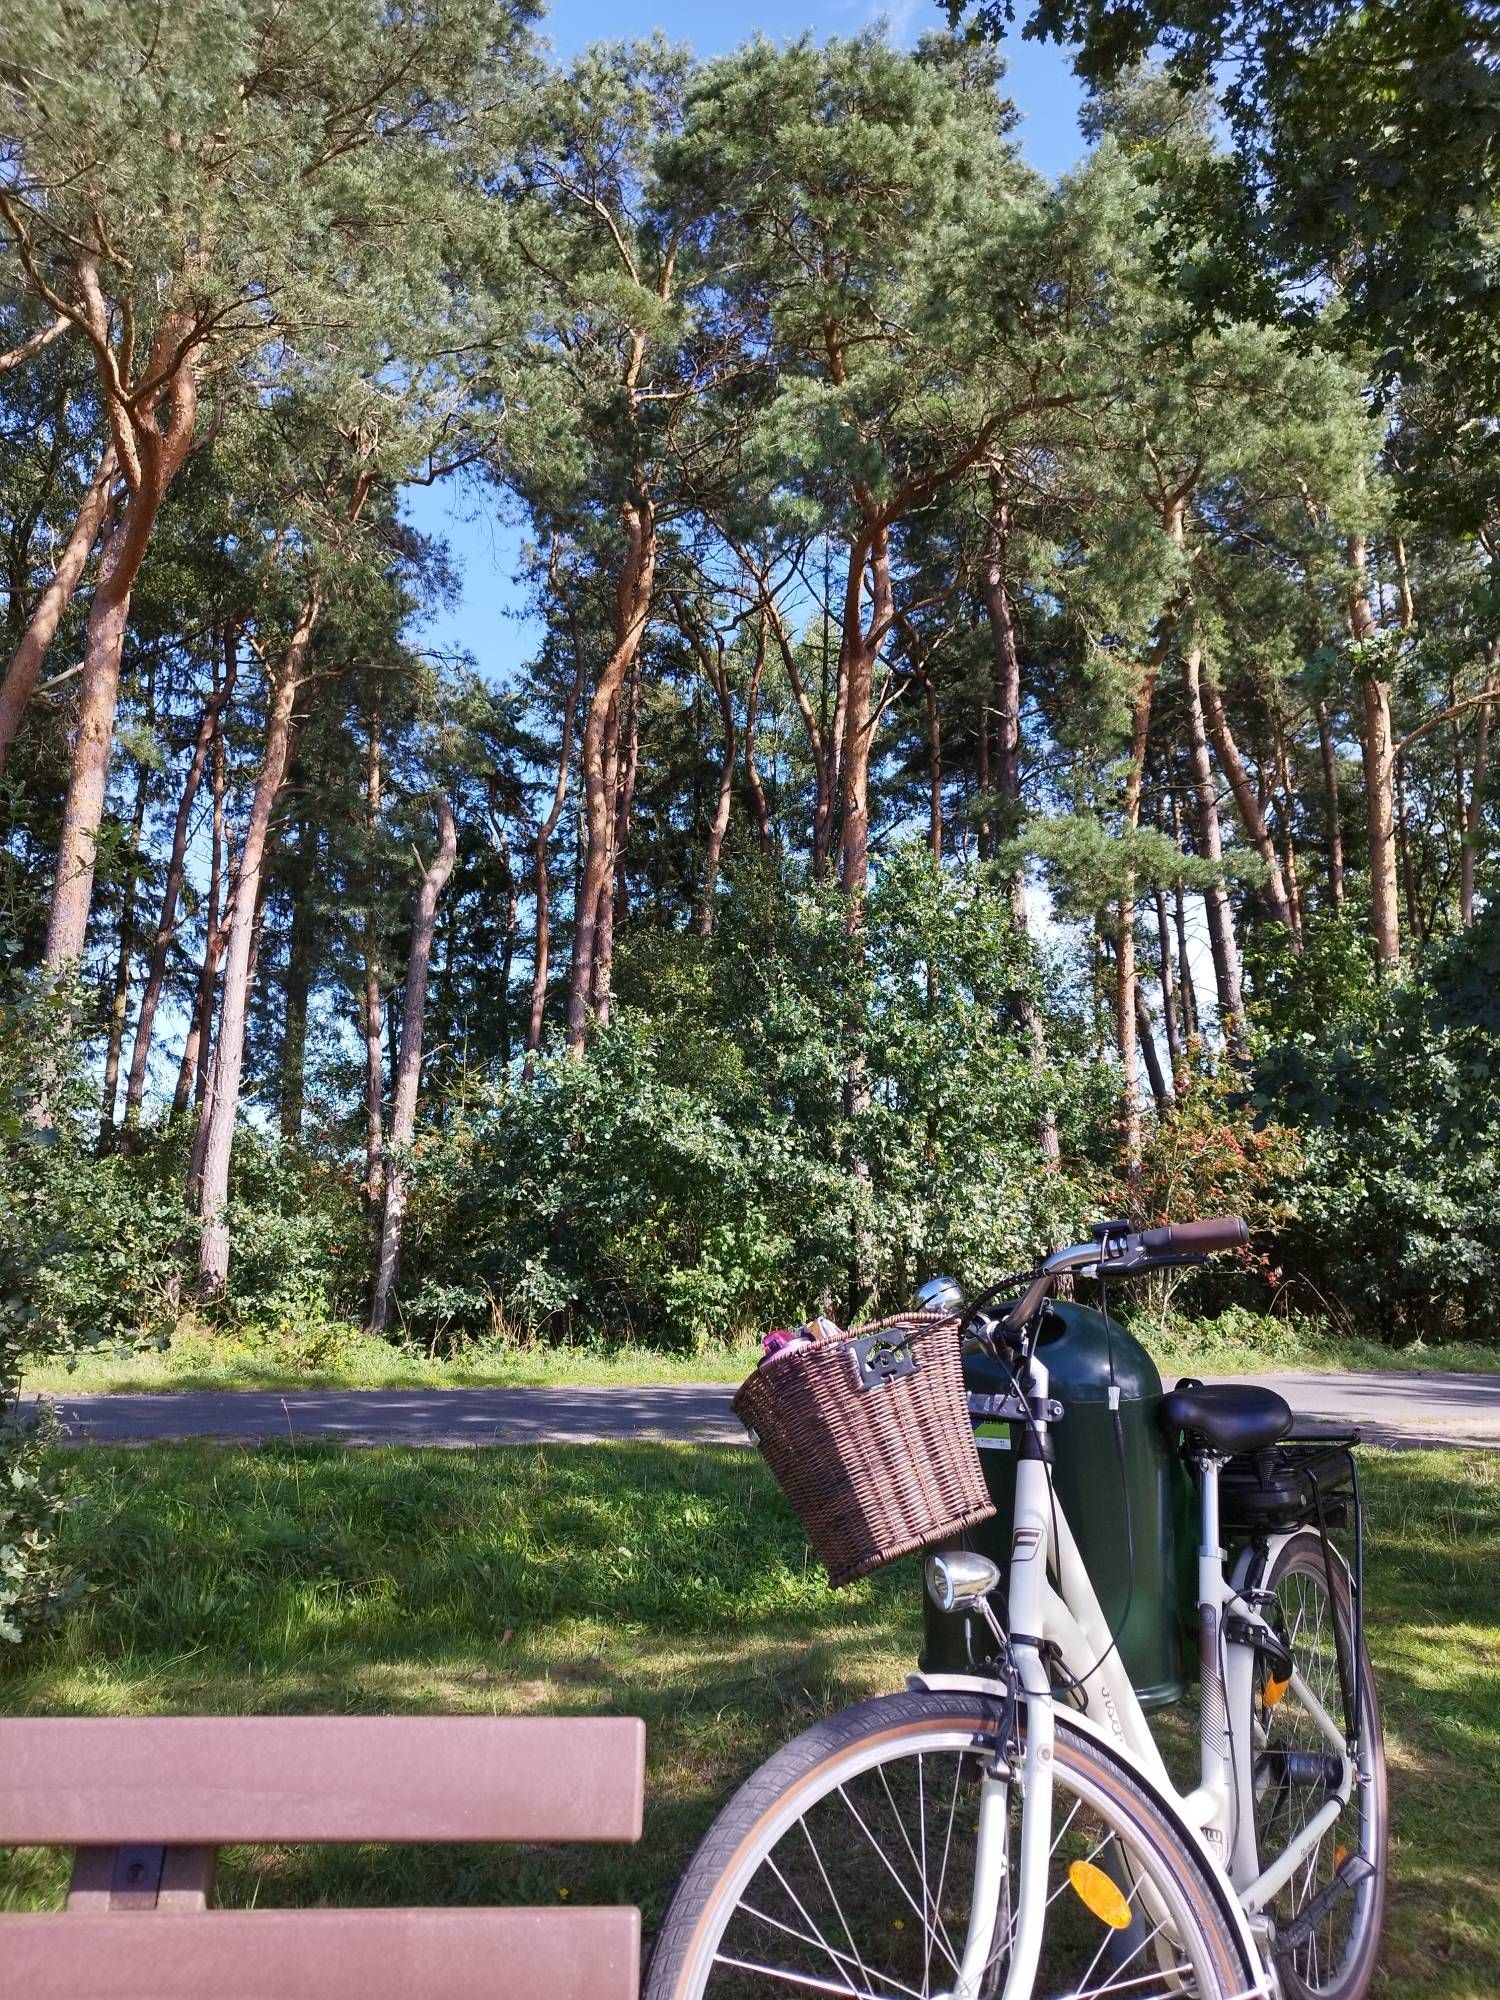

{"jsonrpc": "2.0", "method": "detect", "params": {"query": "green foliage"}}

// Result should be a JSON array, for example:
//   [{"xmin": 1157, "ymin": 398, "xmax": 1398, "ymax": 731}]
[
  {"xmin": 400, "ymin": 855, "xmax": 1100, "ymax": 1350},
  {"xmin": 0, "ymin": 1408, "xmax": 78, "ymax": 1646},
  {"xmin": 0, "ymin": 983, "xmax": 179, "ymax": 1393},
  {"xmin": 1, "ymin": 23, "xmax": 1495, "ymax": 1383},
  {"xmin": 213, "ymin": 1131, "xmax": 367, "ymax": 1351},
  {"xmin": 1245, "ymin": 915, "xmax": 1385, "ymax": 1043},
  {"xmin": 0, "ymin": 981, "xmax": 174, "ymax": 1638},
  {"xmin": 1256, "ymin": 906, "xmax": 1500, "ymax": 1338},
  {"xmin": 980, "ymin": 3, "xmax": 1500, "ymax": 530}
]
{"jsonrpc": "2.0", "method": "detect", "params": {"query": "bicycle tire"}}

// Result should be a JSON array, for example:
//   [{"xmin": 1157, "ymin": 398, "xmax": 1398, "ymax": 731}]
[
  {"xmin": 646, "ymin": 1687, "xmax": 1258, "ymax": 2000},
  {"xmin": 1250, "ymin": 1529, "xmax": 1388, "ymax": 2000}
]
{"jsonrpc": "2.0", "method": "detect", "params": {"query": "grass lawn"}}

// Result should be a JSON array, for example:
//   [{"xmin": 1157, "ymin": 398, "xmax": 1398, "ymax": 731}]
[
  {"xmin": 23, "ymin": 1314, "xmax": 1500, "ymax": 1393},
  {"xmin": 2, "ymin": 1441, "xmax": 1496, "ymax": 1997}
]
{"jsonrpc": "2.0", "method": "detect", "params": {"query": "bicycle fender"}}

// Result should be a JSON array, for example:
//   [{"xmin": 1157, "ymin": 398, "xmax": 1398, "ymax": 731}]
[{"xmin": 907, "ymin": 1672, "xmax": 1273, "ymax": 1995}]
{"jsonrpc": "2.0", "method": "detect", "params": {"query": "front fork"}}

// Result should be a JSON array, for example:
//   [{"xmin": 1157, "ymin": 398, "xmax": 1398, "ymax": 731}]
[{"xmin": 947, "ymin": 1368, "xmax": 1061, "ymax": 2000}]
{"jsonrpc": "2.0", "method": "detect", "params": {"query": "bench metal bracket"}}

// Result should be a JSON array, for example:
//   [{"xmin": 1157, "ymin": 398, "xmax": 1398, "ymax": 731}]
[{"xmin": 68, "ymin": 1844, "xmax": 217, "ymax": 1911}]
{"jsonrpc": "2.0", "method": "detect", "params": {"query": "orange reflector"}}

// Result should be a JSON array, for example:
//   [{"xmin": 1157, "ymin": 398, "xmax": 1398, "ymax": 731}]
[
  {"xmin": 1068, "ymin": 1859, "xmax": 1133, "ymax": 1930},
  {"xmin": 1334, "ymin": 1845, "xmax": 1350, "ymax": 1872},
  {"xmin": 1263, "ymin": 1674, "xmax": 1291, "ymax": 1709}
]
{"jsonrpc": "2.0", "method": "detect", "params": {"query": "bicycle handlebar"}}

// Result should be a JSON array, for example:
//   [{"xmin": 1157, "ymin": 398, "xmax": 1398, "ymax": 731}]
[
  {"xmin": 1138, "ymin": 1216, "xmax": 1249, "ymax": 1256},
  {"xmin": 988, "ymin": 1214, "xmax": 1249, "ymax": 1339}
]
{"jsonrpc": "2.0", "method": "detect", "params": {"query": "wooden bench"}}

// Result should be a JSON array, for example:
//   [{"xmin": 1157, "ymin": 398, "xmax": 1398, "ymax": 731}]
[{"xmin": 0, "ymin": 1715, "xmax": 645, "ymax": 1999}]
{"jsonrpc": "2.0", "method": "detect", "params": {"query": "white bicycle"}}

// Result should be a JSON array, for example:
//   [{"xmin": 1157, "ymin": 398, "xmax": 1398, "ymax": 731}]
[{"xmin": 648, "ymin": 1217, "xmax": 1387, "ymax": 2000}]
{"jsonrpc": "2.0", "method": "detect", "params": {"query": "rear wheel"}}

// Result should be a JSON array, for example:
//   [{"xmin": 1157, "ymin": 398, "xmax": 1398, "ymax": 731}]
[
  {"xmin": 647, "ymin": 1688, "xmax": 1257, "ymax": 2000},
  {"xmin": 1250, "ymin": 1530, "xmax": 1387, "ymax": 2000}
]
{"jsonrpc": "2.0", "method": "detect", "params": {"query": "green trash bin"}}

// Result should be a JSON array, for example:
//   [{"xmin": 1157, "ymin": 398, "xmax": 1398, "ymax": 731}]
[{"xmin": 919, "ymin": 1298, "xmax": 1197, "ymax": 1712}]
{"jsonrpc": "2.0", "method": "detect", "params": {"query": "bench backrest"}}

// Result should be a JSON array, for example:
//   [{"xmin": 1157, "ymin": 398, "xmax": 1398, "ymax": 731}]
[{"xmin": 0, "ymin": 1715, "xmax": 645, "ymax": 2000}]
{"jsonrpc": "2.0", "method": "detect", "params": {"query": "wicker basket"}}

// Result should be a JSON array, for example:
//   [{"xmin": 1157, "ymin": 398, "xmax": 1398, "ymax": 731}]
[{"xmin": 732, "ymin": 1313, "xmax": 995, "ymax": 1587}]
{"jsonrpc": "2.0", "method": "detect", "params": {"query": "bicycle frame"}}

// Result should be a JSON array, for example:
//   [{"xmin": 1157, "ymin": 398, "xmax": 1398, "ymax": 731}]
[{"xmin": 916, "ymin": 1350, "xmax": 1354, "ymax": 2000}]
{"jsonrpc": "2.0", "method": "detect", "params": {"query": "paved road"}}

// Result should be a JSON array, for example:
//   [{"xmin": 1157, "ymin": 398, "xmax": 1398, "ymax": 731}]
[{"xmin": 18, "ymin": 1369, "xmax": 1500, "ymax": 1451}]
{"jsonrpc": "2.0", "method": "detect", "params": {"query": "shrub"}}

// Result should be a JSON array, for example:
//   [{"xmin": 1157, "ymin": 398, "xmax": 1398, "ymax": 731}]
[
  {"xmin": 0, "ymin": 1406, "xmax": 79, "ymax": 1645},
  {"xmin": 215, "ymin": 1128, "xmax": 366, "ymax": 1342},
  {"xmin": 1255, "ymin": 907, "xmax": 1500, "ymax": 1341},
  {"xmin": 400, "ymin": 857, "xmax": 1105, "ymax": 1350},
  {"xmin": 0, "ymin": 978, "xmax": 176, "ymax": 1639}
]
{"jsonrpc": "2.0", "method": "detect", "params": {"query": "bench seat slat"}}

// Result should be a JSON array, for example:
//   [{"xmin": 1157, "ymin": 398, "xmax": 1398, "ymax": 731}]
[
  {"xmin": 0, "ymin": 1908, "xmax": 640, "ymax": 2000},
  {"xmin": 0, "ymin": 1718, "xmax": 645, "ymax": 1846}
]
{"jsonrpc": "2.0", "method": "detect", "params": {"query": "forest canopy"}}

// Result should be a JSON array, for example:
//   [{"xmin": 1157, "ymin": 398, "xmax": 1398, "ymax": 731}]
[{"xmin": 3, "ymin": 0, "xmax": 1499, "ymax": 1434}]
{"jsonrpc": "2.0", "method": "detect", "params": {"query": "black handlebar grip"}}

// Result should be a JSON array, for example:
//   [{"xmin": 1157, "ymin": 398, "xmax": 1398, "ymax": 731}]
[{"xmin": 1145, "ymin": 1215, "xmax": 1248, "ymax": 1255}]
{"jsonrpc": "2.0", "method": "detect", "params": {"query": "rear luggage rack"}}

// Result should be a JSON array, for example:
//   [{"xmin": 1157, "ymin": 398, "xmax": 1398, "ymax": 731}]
[
  {"xmin": 1223, "ymin": 1420, "xmax": 1367, "ymax": 1746},
  {"xmin": 1221, "ymin": 1423, "xmax": 1360, "ymax": 1532}
]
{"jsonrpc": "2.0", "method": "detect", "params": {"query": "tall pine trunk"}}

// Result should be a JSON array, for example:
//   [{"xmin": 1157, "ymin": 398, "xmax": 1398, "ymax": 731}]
[
  {"xmin": 982, "ymin": 477, "xmax": 1060, "ymax": 1164},
  {"xmin": 589, "ymin": 678, "xmax": 625, "ymax": 1024},
  {"xmin": 363, "ymin": 709, "xmax": 386, "ymax": 1208},
  {"xmin": 837, "ymin": 522, "xmax": 892, "ymax": 902},
  {"xmin": 1315, "ymin": 699, "xmax": 1346, "ymax": 908},
  {"xmin": 194, "ymin": 589, "xmax": 319, "ymax": 1296},
  {"xmin": 279, "ymin": 812, "xmax": 318, "ymax": 1143},
  {"xmin": 692, "ymin": 622, "xmax": 736, "ymax": 935},
  {"xmin": 0, "ymin": 440, "xmax": 117, "ymax": 772},
  {"xmin": 593, "ymin": 658, "xmax": 640, "ymax": 1020},
  {"xmin": 44, "ymin": 342, "xmax": 198, "ymax": 970},
  {"xmin": 565, "ymin": 499, "xmax": 654, "ymax": 1054},
  {"xmin": 124, "ymin": 639, "xmax": 236, "ymax": 1135},
  {"xmin": 98, "ymin": 718, "xmax": 152, "ymax": 1146},
  {"xmin": 1152, "ymin": 878, "xmax": 1185, "ymax": 1083},
  {"xmin": 1182, "ymin": 643, "xmax": 1247, "ymax": 1055},
  {"xmin": 1167, "ymin": 792, "xmax": 1200, "ymax": 1044},
  {"xmin": 173, "ymin": 717, "xmax": 229, "ymax": 1120},
  {"xmin": 1347, "ymin": 534, "xmax": 1400, "ymax": 969},
  {"xmin": 743, "ymin": 619, "xmax": 773, "ymax": 855},
  {"xmin": 495, "ymin": 827, "xmax": 517, "ymax": 1071},
  {"xmin": 764, "ymin": 596, "xmax": 840, "ymax": 877},
  {"xmin": 1134, "ymin": 984, "xmax": 1172, "ymax": 1112},
  {"xmin": 1395, "ymin": 755, "xmax": 1421, "ymax": 940},
  {"xmin": 369, "ymin": 798, "xmax": 458, "ymax": 1336},
  {"xmin": 836, "ymin": 519, "xmax": 894, "ymax": 1315},
  {"xmin": 1270, "ymin": 711, "xmax": 1306, "ymax": 935},
  {"xmin": 1116, "ymin": 639, "xmax": 1161, "ymax": 1178},
  {"xmin": 981, "ymin": 475, "xmax": 1021, "ymax": 884},
  {"xmin": 1198, "ymin": 668, "xmax": 1298, "ymax": 938},
  {"xmin": 525, "ymin": 650, "xmax": 584, "ymax": 1077}
]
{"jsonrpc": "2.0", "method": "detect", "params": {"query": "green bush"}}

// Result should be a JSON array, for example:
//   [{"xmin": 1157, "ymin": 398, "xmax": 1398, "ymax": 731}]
[
  {"xmin": 0, "ymin": 1405, "xmax": 80, "ymax": 1645},
  {"xmin": 214, "ymin": 1128, "xmax": 366, "ymax": 1346},
  {"xmin": 1255, "ymin": 908, "xmax": 1500, "ymax": 1341},
  {"xmin": 0, "ymin": 979, "xmax": 176, "ymax": 1638},
  {"xmin": 400, "ymin": 857, "xmax": 1103, "ymax": 1350}
]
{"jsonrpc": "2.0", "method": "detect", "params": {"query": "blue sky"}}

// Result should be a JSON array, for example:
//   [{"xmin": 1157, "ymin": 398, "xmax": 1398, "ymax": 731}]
[{"xmin": 402, "ymin": 0, "xmax": 1087, "ymax": 676}]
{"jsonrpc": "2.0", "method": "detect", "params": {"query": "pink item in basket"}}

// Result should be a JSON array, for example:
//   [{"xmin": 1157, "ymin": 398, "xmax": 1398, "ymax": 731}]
[
  {"xmin": 760, "ymin": 1315, "xmax": 846, "ymax": 1366},
  {"xmin": 761, "ymin": 1327, "xmax": 807, "ymax": 1361}
]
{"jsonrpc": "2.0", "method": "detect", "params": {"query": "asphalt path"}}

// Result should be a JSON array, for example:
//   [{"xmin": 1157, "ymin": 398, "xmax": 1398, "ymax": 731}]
[{"xmin": 18, "ymin": 1369, "xmax": 1500, "ymax": 1451}]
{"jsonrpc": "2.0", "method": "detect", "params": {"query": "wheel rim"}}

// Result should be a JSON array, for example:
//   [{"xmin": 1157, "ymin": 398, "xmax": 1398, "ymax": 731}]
[
  {"xmin": 1253, "ymin": 1555, "xmax": 1380, "ymax": 1992},
  {"xmin": 679, "ymin": 1716, "xmax": 1237, "ymax": 1999}
]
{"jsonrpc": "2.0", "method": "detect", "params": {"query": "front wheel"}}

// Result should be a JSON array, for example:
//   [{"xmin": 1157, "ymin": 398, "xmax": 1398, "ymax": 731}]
[{"xmin": 647, "ymin": 1688, "xmax": 1256, "ymax": 2000}]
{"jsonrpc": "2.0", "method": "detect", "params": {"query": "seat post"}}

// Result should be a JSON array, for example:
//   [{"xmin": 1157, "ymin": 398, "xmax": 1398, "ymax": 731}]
[
  {"xmin": 1194, "ymin": 1451, "xmax": 1235, "ymax": 1817},
  {"xmin": 1197, "ymin": 1451, "xmax": 1223, "ymax": 1566}
]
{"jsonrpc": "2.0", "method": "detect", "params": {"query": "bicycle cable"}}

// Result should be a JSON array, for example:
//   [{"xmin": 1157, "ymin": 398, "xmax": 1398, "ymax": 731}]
[{"xmin": 976, "ymin": 1264, "xmax": 1138, "ymax": 1698}]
